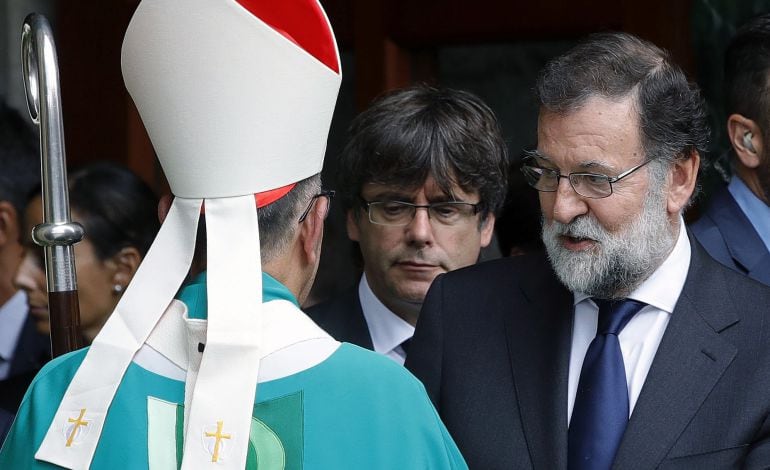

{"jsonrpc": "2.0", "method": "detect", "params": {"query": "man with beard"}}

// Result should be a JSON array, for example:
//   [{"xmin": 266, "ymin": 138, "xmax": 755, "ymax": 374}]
[
  {"xmin": 691, "ymin": 14, "xmax": 770, "ymax": 285},
  {"xmin": 406, "ymin": 32, "xmax": 770, "ymax": 469},
  {"xmin": 307, "ymin": 85, "xmax": 507, "ymax": 365}
]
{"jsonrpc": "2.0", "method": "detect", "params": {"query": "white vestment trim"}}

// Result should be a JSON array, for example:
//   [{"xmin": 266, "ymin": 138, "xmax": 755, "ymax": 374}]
[{"xmin": 35, "ymin": 197, "xmax": 202, "ymax": 470}]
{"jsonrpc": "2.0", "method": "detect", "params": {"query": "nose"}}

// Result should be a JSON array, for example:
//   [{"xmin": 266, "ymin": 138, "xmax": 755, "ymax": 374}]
[
  {"xmin": 14, "ymin": 251, "xmax": 43, "ymax": 293},
  {"xmin": 405, "ymin": 206, "xmax": 435, "ymax": 247},
  {"xmin": 549, "ymin": 176, "xmax": 589, "ymax": 225}
]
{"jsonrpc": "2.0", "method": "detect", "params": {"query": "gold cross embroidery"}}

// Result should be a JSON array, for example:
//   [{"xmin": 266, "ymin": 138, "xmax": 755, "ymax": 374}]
[
  {"xmin": 66, "ymin": 408, "xmax": 89, "ymax": 447},
  {"xmin": 204, "ymin": 421, "xmax": 231, "ymax": 462}
]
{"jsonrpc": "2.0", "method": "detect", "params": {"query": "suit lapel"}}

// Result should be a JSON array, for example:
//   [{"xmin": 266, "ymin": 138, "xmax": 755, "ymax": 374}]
[
  {"xmin": 613, "ymin": 242, "xmax": 738, "ymax": 468},
  {"xmin": 709, "ymin": 188, "xmax": 770, "ymax": 284},
  {"xmin": 504, "ymin": 258, "xmax": 573, "ymax": 470}
]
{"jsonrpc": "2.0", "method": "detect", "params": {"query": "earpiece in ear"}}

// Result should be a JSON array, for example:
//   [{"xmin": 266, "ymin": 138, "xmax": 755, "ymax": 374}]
[{"xmin": 743, "ymin": 132, "xmax": 756, "ymax": 153}]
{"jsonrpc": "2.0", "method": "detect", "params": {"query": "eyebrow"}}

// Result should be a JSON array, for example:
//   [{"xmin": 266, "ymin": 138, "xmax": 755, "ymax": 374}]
[
  {"xmin": 366, "ymin": 191, "xmax": 413, "ymax": 202},
  {"xmin": 365, "ymin": 190, "xmax": 460, "ymax": 204},
  {"xmin": 527, "ymin": 149, "xmax": 616, "ymax": 173}
]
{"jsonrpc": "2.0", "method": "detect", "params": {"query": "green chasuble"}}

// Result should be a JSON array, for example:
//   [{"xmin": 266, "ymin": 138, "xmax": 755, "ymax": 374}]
[{"xmin": 0, "ymin": 273, "xmax": 466, "ymax": 469}]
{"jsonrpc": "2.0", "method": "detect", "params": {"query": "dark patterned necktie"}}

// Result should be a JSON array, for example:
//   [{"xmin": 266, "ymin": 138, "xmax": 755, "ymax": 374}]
[{"xmin": 568, "ymin": 298, "xmax": 647, "ymax": 470}]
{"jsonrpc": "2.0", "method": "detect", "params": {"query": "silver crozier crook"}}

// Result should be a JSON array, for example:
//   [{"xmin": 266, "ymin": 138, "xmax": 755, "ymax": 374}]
[{"xmin": 21, "ymin": 13, "xmax": 84, "ymax": 357}]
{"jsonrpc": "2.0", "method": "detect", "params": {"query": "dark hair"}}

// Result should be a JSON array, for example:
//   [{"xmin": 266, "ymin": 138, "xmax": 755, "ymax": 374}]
[
  {"xmin": 67, "ymin": 162, "xmax": 159, "ymax": 260},
  {"xmin": 0, "ymin": 102, "xmax": 39, "ymax": 218},
  {"xmin": 724, "ymin": 14, "xmax": 770, "ymax": 130},
  {"xmin": 337, "ymin": 85, "xmax": 508, "ymax": 218},
  {"xmin": 536, "ymin": 32, "xmax": 710, "ymax": 170}
]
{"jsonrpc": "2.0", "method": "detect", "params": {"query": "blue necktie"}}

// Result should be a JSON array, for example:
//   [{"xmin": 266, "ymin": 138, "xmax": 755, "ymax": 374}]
[{"xmin": 568, "ymin": 298, "xmax": 647, "ymax": 470}]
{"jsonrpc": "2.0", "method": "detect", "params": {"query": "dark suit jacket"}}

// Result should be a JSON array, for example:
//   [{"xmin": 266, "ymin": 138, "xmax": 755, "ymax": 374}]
[
  {"xmin": 406, "ymin": 241, "xmax": 770, "ymax": 469},
  {"xmin": 0, "ymin": 312, "xmax": 49, "ymax": 409},
  {"xmin": 305, "ymin": 286, "xmax": 374, "ymax": 350},
  {"xmin": 0, "ymin": 312, "xmax": 49, "ymax": 443},
  {"xmin": 691, "ymin": 186, "xmax": 770, "ymax": 286}
]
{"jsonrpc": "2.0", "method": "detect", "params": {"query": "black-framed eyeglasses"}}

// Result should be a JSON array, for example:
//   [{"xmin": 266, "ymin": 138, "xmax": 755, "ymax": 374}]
[
  {"xmin": 298, "ymin": 190, "xmax": 335, "ymax": 223},
  {"xmin": 520, "ymin": 156, "xmax": 652, "ymax": 199},
  {"xmin": 360, "ymin": 199, "xmax": 483, "ymax": 227}
]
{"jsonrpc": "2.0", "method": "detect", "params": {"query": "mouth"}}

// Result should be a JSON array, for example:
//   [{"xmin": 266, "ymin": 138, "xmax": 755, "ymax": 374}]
[
  {"xmin": 28, "ymin": 305, "xmax": 49, "ymax": 318},
  {"xmin": 395, "ymin": 260, "xmax": 440, "ymax": 272},
  {"xmin": 559, "ymin": 235, "xmax": 597, "ymax": 251}
]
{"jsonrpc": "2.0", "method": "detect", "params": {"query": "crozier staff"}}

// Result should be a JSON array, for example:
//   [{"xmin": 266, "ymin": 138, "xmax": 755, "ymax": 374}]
[{"xmin": 21, "ymin": 13, "xmax": 83, "ymax": 357}]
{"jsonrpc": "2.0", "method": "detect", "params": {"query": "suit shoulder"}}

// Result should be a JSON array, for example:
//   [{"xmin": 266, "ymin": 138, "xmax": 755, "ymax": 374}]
[
  {"xmin": 305, "ymin": 285, "xmax": 357, "ymax": 323},
  {"xmin": 439, "ymin": 251, "xmax": 552, "ymax": 286}
]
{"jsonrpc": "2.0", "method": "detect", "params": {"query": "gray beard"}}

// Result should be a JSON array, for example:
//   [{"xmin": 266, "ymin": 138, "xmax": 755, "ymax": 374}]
[{"xmin": 541, "ymin": 190, "xmax": 676, "ymax": 299}]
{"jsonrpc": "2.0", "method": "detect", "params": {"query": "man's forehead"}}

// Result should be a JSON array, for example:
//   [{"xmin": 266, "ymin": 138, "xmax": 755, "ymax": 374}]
[
  {"xmin": 361, "ymin": 179, "xmax": 477, "ymax": 200},
  {"xmin": 536, "ymin": 96, "xmax": 643, "ymax": 170}
]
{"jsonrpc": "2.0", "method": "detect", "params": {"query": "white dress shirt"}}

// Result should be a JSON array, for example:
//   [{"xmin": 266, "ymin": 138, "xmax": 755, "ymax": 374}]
[
  {"xmin": 0, "ymin": 291, "xmax": 30, "ymax": 380},
  {"xmin": 568, "ymin": 218, "xmax": 691, "ymax": 423},
  {"xmin": 358, "ymin": 275, "xmax": 415, "ymax": 365}
]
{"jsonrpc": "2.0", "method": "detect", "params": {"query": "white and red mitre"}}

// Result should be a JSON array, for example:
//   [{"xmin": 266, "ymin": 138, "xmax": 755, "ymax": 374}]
[{"xmin": 35, "ymin": 1, "xmax": 341, "ymax": 469}]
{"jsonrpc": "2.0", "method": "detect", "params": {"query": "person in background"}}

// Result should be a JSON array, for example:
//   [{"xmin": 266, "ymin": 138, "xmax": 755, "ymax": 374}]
[
  {"xmin": 0, "ymin": 101, "xmax": 47, "ymax": 442},
  {"xmin": 307, "ymin": 85, "xmax": 508, "ymax": 365},
  {"xmin": 14, "ymin": 162, "xmax": 159, "ymax": 344},
  {"xmin": 691, "ymin": 13, "xmax": 770, "ymax": 285}
]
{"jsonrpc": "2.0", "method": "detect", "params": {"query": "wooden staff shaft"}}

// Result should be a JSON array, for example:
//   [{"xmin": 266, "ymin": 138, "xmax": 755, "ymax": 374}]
[{"xmin": 49, "ymin": 291, "xmax": 82, "ymax": 356}]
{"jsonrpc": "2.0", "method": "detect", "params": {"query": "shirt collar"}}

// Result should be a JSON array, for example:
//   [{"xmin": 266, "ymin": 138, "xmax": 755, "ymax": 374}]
[
  {"xmin": 574, "ymin": 216, "xmax": 691, "ymax": 313},
  {"xmin": 358, "ymin": 274, "xmax": 414, "ymax": 354},
  {"xmin": 179, "ymin": 271, "xmax": 299, "ymax": 320},
  {"xmin": 728, "ymin": 175, "xmax": 770, "ymax": 252},
  {"xmin": 0, "ymin": 290, "xmax": 30, "ymax": 361}
]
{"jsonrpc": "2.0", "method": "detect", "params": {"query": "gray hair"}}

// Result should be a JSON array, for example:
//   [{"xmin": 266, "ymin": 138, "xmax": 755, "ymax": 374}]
[
  {"xmin": 536, "ymin": 32, "xmax": 710, "ymax": 180},
  {"xmin": 257, "ymin": 174, "xmax": 321, "ymax": 262}
]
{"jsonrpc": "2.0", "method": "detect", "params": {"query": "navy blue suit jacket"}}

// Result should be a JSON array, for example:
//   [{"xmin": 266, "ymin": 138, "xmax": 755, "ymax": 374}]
[{"xmin": 691, "ymin": 186, "xmax": 770, "ymax": 286}]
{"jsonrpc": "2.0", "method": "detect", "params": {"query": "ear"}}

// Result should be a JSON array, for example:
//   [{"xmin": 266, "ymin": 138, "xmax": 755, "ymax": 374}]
[
  {"xmin": 0, "ymin": 201, "xmax": 18, "ymax": 247},
  {"xmin": 727, "ymin": 114, "xmax": 763, "ymax": 169},
  {"xmin": 667, "ymin": 151, "xmax": 700, "ymax": 215},
  {"xmin": 157, "ymin": 194, "xmax": 174, "ymax": 223},
  {"xmin": 346, "ymin": 209, "xmax": 361, "ymax": 242},
  {"xmin": 299, "ymin": 199, "xmax": 326, "ymax": 266},
  {"xmin": 479, "ymin": 213, "xmax": 496, "ymax": 248},
  {"xmin": 108, "ymin": 246, "xmax": 142, "ymax": 292}
]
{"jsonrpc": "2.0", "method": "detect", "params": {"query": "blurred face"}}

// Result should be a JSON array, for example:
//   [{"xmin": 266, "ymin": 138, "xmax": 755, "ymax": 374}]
[
  {"xmin": 14, "ymin": 196, "xmax": 118, "ymax": 343},
  {"xmin": 537, "ymin": 96, "xmax": 677, "ymax": 298},
  {"xmin": 347, "ymin": 176, "xmax": 494, "ymax": 323}
]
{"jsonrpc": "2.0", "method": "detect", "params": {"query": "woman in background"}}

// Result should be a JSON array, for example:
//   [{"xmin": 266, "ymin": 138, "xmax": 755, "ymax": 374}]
[{"xmin": 14, "ymin": 162, "xmax": 159, "ymax": 344}]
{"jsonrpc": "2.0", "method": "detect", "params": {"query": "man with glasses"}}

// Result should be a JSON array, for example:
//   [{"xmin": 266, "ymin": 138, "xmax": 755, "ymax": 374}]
[
  {"xmin": 406, "ymin": 32, "xmax": 770, "ymax": 469},
  {"xmin": 307, "ymin": 85, "xmax": 508, "ymax": 365}
]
